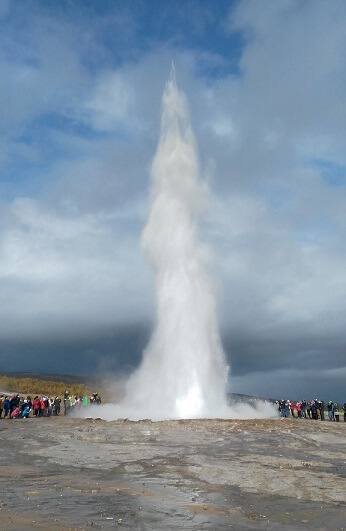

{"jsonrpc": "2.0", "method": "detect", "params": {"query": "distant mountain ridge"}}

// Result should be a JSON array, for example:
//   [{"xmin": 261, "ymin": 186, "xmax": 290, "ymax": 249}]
[{"xmin": 1, "ymin": 371, "xmax": 89, "ymax": 384}]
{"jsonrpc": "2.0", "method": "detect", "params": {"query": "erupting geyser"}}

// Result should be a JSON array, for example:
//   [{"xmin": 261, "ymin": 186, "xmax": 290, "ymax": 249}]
[
  {"xmin": 124, "ymin": 64, "xmax": 230, "ymax": 419},
  {"xmin": 81, "ymin": 66, "xmax": 277, "ymax": 421}
]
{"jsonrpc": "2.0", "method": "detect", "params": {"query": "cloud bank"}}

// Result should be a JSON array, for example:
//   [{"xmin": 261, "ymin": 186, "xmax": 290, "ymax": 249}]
[{"xmin": 0, "ymin": 0, "xmax": 345, "ymax": 402}]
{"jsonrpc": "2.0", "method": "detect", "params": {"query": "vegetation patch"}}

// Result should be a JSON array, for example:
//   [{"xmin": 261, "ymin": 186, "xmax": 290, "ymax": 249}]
[{"xmin": 0, "ymin": 374, "xmax": 92, "ymax": 398}]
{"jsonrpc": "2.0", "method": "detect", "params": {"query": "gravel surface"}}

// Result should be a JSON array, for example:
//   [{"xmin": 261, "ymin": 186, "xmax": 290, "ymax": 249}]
[{"xmin": 0, "ymin": 416, "xmax": 345, "ymax": 530}]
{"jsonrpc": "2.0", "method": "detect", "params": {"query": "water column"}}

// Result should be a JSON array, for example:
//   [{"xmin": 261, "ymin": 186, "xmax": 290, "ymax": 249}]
[{"xmin": 124, "ymin": 65, "xmax": 230, "ymax": 419}]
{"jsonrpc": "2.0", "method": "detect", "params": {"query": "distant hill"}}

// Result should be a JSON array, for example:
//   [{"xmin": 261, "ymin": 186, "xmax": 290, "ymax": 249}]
[
  {"xmin": 0, "ymin": 372, "xmax": 97, "ymax": 398},
  {"xmin": 0, "ymin": 372, "xmax": 274, "ymax": 403},
  {"xmin": 1, "ymin": 372, "xmax": 90, "ymax": 384}
]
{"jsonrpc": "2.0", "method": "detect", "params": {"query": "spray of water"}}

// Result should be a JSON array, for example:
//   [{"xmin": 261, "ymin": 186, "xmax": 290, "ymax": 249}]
[
  {"xmin": 81, "ymin": 66, "xmax": 277, "ymax": 421},
  {"xmin": 120, "ymin": 64, "xmax": 230, "ymax": 420}
]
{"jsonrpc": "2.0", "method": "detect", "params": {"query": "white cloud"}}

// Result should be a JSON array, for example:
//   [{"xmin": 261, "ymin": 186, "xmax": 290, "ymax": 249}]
[
  {"xmin": 0, "ymin": 197, "xmax": 153, "ymax": 339},
  {"xmin": 85, "ymin": 71, "xmax": 135, "ymax": 132}
]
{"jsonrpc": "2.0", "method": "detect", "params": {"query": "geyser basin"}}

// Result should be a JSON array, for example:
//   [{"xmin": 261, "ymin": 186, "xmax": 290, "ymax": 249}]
[{"xmin": 81, "ymin": 66, "xmax": 277, "ymax": 421}]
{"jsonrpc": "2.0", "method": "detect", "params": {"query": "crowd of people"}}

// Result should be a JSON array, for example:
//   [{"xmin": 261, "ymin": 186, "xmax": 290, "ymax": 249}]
[
  {"xmin": 0, "ymin": 391, "xmax": 102, "ymax": 419},
  {"xmin": 1, "ymin": 392, "xmax": 345, "ymax": 421},
  {"xmin": 276, "ymin": 399, "xmax": 346, "ymax": 422}
]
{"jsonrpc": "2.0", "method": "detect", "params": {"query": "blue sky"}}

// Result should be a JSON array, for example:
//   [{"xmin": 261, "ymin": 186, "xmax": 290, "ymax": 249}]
[
  {"xmin": 1, "ymin": 0, "xmax": 346, "ymax": 401},
  {"xmin": 1, "ymin": 0, "xmax": 242, "ymax": 199}
]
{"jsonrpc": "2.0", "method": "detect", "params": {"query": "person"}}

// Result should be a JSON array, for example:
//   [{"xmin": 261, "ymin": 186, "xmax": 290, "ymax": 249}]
[
  {"xmin": 53, "ymin": 397, "xmax": 61, "ymax": 415},
  {"xmin": 10, "ymin": 394, "xmax": 20, "ymax": 416},
  {"xmin": 90, "ymin": 392, "xmax": 102, "ymax": 405},
  {"xmin": 311, "ymin": 400, "xmax": 318, "ymax": 420},
  {"xmin": 33, "ymin": 396, "xmax": 40, "ymax": 416},
  {"xmin": 39, "ymin": 396, "xmax": 45, "ymax": 417},
  {"xmin": 320, "ymin": 400, "xmax": 325, "ymax": 421},
  {"xmin": 0, "ymin": 395, "xmax": 3, "ymax": 418},
  {"xmin": 48, "ymin": 397, "xmax": 54, "ymax": 417},
  {"xmin": 10, "ymin": 406, "xmax": 21, "ymax": 418},
  {"xmin": 44, "ymin": 396, "xmax": 49, "ymax": 415},
  {"xmin": 316, "ymin": 400, "xmax": 321, "ymax": 420},
  {"xmin": 3, "ymin": 397, "xmax": 10, "ymax": 418},
  {"xmin": 343, "ymin": 403, "xmax": 346, "ymax": 422},
  {"xmin": 307, "ymin": 401, "xmax": 312, "ymax": 419},
  {"xmin": 296, "ymin": 401, "xmax": 302, "ymax": 418},
  {"xmin": 333, "ymin": 403, "xmax": 340, "ymax": 422},
  {"xmin": 26, "ymin": 396, "xmax": 32, "ymax": 410},
  {"xmin": 327, "ymin": 401, "xmax": 334, "ymax": 421},
  {"xmin": 75, "ymin": 397, "xmax": 82, "ymax": 409},
  {"xmin": 64, "ymin": 396, "xmax": 70, "ymax": 416},
  {"xmin": 18, "ymin": 396, "xmax": 25, "ymax": 412},
  {"xmin": 82, "ymin": 395, "xmax": 89, "ymax": 407},
  {"xmin": 22, "ymin": 404, "xmax": 31, "ymax": 418},
  {"xmin": 69, "ymin": 395, "xmax": 76, "ymax": 413}
]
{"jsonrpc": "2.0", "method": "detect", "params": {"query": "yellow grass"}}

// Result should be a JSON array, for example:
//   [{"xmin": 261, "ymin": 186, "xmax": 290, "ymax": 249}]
[{"xmin": 0, "ymin": 374, "xmax": 92, "ymax": 398}]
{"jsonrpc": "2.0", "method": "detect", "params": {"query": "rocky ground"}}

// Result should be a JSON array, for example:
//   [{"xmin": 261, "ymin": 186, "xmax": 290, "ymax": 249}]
[{"xmin": 0, "ymin": 416, "xmax": 345, "ymax": 530}]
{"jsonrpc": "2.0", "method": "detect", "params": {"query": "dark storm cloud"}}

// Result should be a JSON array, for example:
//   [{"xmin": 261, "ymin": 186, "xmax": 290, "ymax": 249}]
[
  {"xmin": 1, "ymin": 323, "xmax": 151, "ymax": 377},
  {"xmin": 224, "ymin": 328, "xmax": 346, "ymax": 376}
]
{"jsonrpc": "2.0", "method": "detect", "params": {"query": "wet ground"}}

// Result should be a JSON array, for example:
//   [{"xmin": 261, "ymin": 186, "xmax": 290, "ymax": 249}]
[{"xmin": 0, "ymin": 416, "xmax": 345, "ymax": 530}]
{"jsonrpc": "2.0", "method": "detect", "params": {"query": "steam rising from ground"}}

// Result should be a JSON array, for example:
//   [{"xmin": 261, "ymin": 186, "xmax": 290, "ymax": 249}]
[{"xmin": 83, "ymin": 66, "xmax": 276, "ymax": 421}]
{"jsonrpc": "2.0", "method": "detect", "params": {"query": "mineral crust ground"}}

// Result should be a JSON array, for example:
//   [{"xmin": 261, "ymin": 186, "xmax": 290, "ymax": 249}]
[{"xmin": 0, "ymin": 416, "xmax": 345, "ymax": 530}]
